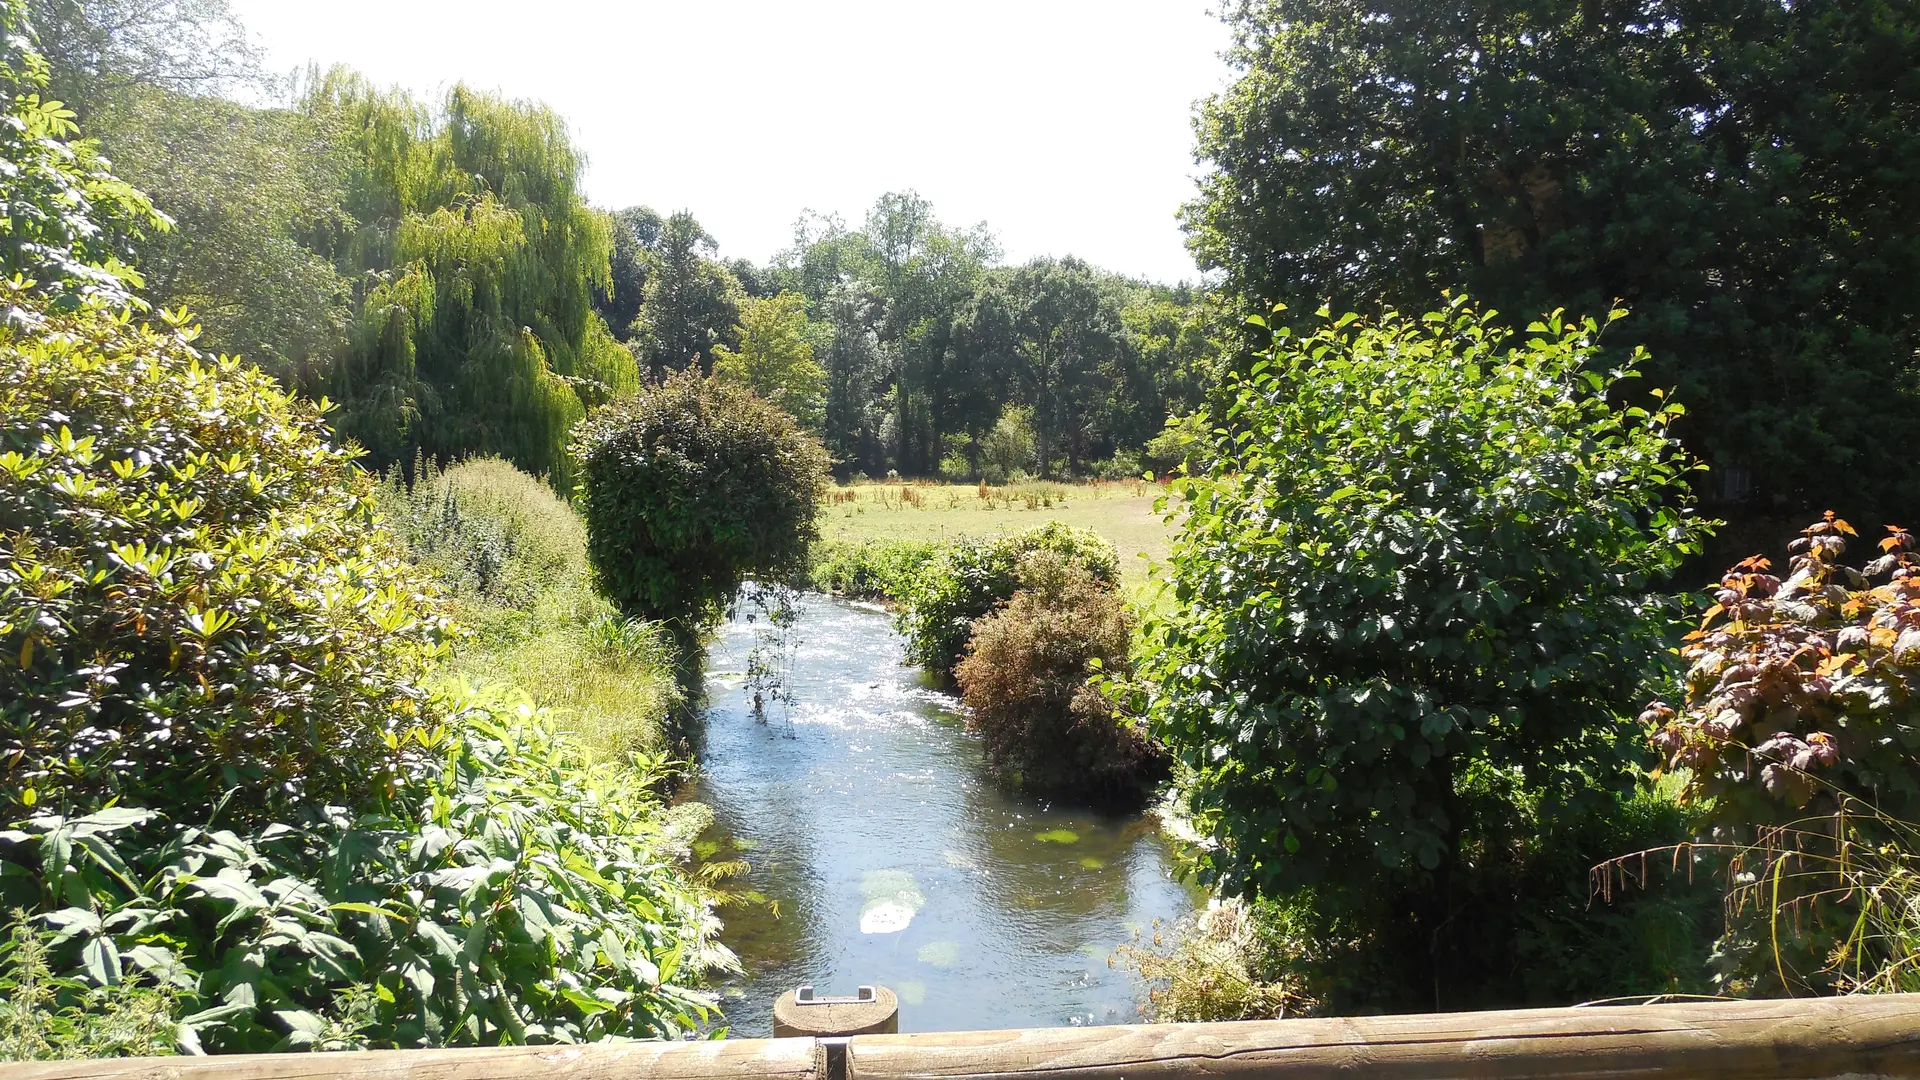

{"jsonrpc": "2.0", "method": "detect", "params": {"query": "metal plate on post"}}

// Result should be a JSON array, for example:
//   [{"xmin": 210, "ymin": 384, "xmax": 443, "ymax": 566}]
[{"xmin": 772, "ymin": 984, "xmax": 900, "ymax": 1038}]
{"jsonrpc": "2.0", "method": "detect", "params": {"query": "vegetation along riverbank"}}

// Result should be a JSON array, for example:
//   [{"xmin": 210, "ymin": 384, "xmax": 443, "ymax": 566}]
[{"xmin": 7, "ymin": 0, "xmax": 1920, "ymax": 1059}]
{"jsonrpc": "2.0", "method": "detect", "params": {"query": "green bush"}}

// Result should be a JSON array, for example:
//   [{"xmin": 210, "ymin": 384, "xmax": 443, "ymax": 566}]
[
  {"xmin": 0, "ymin": 281, "xmax": 452, "ymax": 825},
  {"xmin": 1112, "ymin": 899, "xmax": 1310, "ymax": 1022},
  {"xmin": 380, "ymin": 456, "xmax": 588, "ymax": 610},
  {"xmin": 1, "ymin": 915, "xmax": 179, "ymax": 1060},
  {"xmin": 1137, "ymin": 298, "xmax": 1711, "ymax": 1008},
  {"xmin": 1122, "ymin": 785, "xmax": 1714, "ymax": 1019},
  {"xmin": 573, "ymin": 368, "xmax": 830, "ymax": 656},
  {"xmin": 808, "ymin": 538, "xmax": 939, "ymax": 602},
  {"xmin": 954, "ymin": 552, "xmax": 1164, "ymax": 795},
  {"xmin": 0, "ymin": 687, "xmax": 730, "ymax": 1052},
  {"xmin": 1641, "ymin": 515, "xmax": 1920, "ymax": 993},
  {"xmin": 0, "ymin": 1, "xmax": 159, "ymax": 308},
  {"xmin": 1140, "ymin": 412, "xmax": 1206, "ymax": 477},
  {"xmin": 896, "ymin": 522, "xmax": 1118, "ymax": 676}
]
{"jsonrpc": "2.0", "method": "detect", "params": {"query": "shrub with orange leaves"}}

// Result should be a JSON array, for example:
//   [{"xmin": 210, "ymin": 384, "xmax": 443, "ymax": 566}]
[{"xmin": 1644, "ymin": 512, "xmax": 1920, "ymax": 826}]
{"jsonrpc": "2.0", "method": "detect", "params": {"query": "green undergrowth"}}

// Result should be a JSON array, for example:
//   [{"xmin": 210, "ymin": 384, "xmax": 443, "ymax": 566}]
[
  {"xmin": 380, "ymin": 457, "xmax": 680, "ymax": 756},
  {"xmin": 807, "ymin": 538, "xmax": 940, "ymax": 603}
]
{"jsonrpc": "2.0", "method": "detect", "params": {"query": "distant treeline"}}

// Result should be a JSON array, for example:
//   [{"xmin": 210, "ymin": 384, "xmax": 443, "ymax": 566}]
[{"xmin": 35, "ymin": 0, "xmax": 1214, "ymax": 485}]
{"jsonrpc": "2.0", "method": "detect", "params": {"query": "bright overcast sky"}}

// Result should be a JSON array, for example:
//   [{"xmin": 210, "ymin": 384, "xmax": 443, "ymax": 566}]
[{"xmin": 225, "ymin": 0, "xmax": 1233, "ymax": 285}]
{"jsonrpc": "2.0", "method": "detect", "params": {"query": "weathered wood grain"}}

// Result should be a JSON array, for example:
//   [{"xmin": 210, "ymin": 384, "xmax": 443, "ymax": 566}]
[
  {"xmin": 0, "ymin": 1037, "xmax": 819, "ymax": 1080},
  {"xmin": 846, "ymin": 995, "xmax": 1920, "ymax": 1080},
  {"xmin": 10, "ymin": 997, "xmax": 1920, "ymax": 1080}
]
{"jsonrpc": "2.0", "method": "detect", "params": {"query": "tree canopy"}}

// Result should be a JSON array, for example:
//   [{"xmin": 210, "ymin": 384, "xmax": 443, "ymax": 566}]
[{"xmin": 1186, "ymin": 0, "xmax": 1920, "ymax": 532}]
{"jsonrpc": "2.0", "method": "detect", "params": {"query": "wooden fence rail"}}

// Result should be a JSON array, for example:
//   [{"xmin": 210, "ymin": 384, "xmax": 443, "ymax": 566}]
[{"xmin": 9, "ymin": 995, "xmax": 1920, "ymax": 1080}]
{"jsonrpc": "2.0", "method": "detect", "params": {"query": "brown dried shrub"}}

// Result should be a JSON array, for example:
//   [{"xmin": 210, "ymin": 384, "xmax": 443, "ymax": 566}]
[{"xmin": 954, "ymin": 551, "xmax": 1166, "ymax": 796}]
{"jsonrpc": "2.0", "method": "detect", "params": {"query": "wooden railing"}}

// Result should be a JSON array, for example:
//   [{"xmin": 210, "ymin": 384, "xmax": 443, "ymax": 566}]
[{"xmin": 8, "ymin": 995, "xmax": 1920, "ymax": 1080}]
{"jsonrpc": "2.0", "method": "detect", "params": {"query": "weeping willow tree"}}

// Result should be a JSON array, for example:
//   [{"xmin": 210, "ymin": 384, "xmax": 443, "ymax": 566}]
[{"xmin": 305, "ymin": 71, "xmax": 635, "ymax": 484}]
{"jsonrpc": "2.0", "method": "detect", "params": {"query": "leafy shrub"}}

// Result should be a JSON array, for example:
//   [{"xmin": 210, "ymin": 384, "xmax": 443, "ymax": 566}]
[
  {"xmin": 0, "ymin": 281, "xmax": 451, "ymax": 825},
  {"xmin": 573, "ymin": 368, "xmax": 830, "ymax": 655},
  {"xmin": 1140, "ymin": 412, "xmax": 1206, "ymax": 477},
  {"xmin": 0, "ymin": 1, "xmax": 160, "ymax": 308},
  {"xmin": 1639, "ymin": 515, "xmax": 1920, "ymax": 993},
  {"xmin": 808, "ymin": 538, "xmax": 939, "ymax": 602},
  {"xmin": 0, "ymin": 687, "xmax": 730, "ymax": 1052},
  {"xmin": 897, "ymin": 522, "xmax": 1118, "ymax": 676},
  {"xmin": 1133, "ymin": 786, "xmax": 1714, "ymax": 1017},
  {"xmin": 1, "ymin": 915, "xmax": 178, "ymax": 1060},
  {"xmin": 380, "ymin": 456, "xmax": 588, "ymax": 609},
  {"xmin": 1112, "ymin": 899, "xmax": 1311, "ymax": 1022},
  {"xmin": 1647, "ymin": 513, "xmax": 1920, "ymax": 824},
  {"xmin": 1092, "ymin": 450, "xmax": 1143, "ymax": 482},
  {"xmin": 980, "ymin": 405, "xmax": 1036, "ymax": 483},
  {"xmin": 1136, "ymin": 298, "xmax": 1710, "ymax": 1007},
  {"xmin": 954, "ymin": 552, "xmax": 1164, "ymax": 795}
]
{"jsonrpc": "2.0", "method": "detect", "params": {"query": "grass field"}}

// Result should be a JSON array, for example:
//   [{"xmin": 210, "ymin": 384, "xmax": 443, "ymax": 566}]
[{"xmin": 820, "ymin": 479, "xmax": 1178, "ymax": 595}]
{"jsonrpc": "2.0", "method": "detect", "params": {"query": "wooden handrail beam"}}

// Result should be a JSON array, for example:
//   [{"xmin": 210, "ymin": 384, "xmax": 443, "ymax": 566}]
[
  {"xmin": 6, "ymin": 996, "xmax": 1920, "ymax": 1080},
  {"xmin": 1, "ymin": 1038, "xmax": 821, "ymax": 1080},
  {"xmin": 847, "ymin": 996, "xmax": 1920, "ymax": 1079}
]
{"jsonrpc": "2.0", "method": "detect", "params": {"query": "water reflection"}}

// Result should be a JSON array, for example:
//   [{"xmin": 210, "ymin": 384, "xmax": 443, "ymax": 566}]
[{"xmin": 693, "ymin": 595, "xmax": 1197, "ymax": 1036}]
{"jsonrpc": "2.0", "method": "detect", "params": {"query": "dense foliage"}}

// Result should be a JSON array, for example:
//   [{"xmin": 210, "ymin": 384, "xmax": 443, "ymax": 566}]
[
  {"xmin": 310, "ymin": 75, "xmax": 635, "ymax": 484},
  {"xmin": 1649, "ymin": 514, "xmax": 1920, "ymax": 824},
  {"xmin": 0, "ymin": 690, "xmax": 728, "ymax": 1052},
  {"xmin": 0, "ymin": 3, "xmax": 158, "ymax": 307},
  {"xmin": 712, "ymin": 291, "xmax": 827, "ymax": 432},
  {"xmin": 89, "ymin": 85, "xmax": 353, "ymax": 386},
  {"xmin": 954, "ymin": 552, "xmax": 1163, "ymax": 795},
  {"xmin": 1637, "ymin": 515, "xmax": 1920, "ymax": 993},
  {"xmin": 0, "ymin": 34, "xmax": 726, "ymax": 1054},
  {"xmin": 807, "ymin": 538, "xmax": 940, "ymax": 602},
  {"xmin": 1187, "ymin": 0, "xmax": 1920, "ymax": 535},
  {"xmin": 0, "ymin": 281, "xmax": 451, "ymax": 825},
  {"xmin": 574, "ymin": 369, "xmax": 830, "ymax": 654},
  {"xmin": 1128, "ymin": 786, "xmax": 1717, "ymax": 1015},
  {"xmin": 1, "ymin": 915, "xmax": 178, "ymax": 1059},
  {"xmin": 895, "ymin": 522, "xmax": 1118, "ymax": 676},
  {"xmin": 1137, "ymin": 298, "xmax": 1710, "ymax": 1006}
]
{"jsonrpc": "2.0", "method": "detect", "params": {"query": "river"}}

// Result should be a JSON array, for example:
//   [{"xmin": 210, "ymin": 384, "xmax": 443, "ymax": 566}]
[{"xmin": 693, "ymin": 594, "xmax": 1198, "ymax": 1036}]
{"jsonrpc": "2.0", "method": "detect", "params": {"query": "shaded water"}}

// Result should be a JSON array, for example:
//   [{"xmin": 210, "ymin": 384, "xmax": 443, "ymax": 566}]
[{"xmin": 693, "ymin": 594, "xmax": 1197, "ymax": 1036}]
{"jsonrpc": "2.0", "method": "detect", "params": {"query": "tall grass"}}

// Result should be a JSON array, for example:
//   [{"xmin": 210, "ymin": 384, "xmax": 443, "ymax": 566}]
[
  {"xmin": 380, "ymin": 457, "xmax": 679, "ymax": 756},
  {"xmin": 1598, "ymin": 796, "xmax": 1920, "ymax": 997}
]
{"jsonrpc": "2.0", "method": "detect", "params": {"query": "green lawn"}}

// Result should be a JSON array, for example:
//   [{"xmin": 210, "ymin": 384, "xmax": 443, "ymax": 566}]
[{"xmin": 820, "ymin": 479, "xmax": 1178, "ymax": 599}]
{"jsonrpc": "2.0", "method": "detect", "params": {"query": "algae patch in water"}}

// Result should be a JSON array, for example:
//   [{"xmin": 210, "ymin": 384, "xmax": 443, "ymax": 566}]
[
  {"xmin": 1078, "ymin": 856, "xmax": 1106, "ymax": 869},
  {"xmin": 916, "ymin": 941, "xmax": 960, "ymax": 967},
  {"xmin": 859, "ymin": 868, "xmax": 927, "ymax": 934},
  {"xmin": 1035, "ymin": 829, "xmax": 1080, "ymax": 844}
]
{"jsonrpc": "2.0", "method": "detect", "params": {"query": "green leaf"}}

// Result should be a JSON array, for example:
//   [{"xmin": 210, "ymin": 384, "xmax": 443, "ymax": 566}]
[{"xmin": 81, "ymin": 934, "xmax": 121, "ymax": 986}]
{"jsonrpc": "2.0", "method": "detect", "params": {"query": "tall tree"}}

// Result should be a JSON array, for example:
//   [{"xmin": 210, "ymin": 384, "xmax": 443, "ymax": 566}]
[
  {"xmin": 305, "ymin": 72, "xmax": 634, "ymax": 482},
  {"xmin": 1187, "ymin": 0, "xmax": 1920, "ymax": 534},
  {"xmin": 631, "ymin": 211, "xmax": 743, "ymax": 372},
  {"xmin": 597, "ymin": 204, "xmax": 661, "ymax": 342},
  {"xmin": 987, "ymin": 257, "xmax": 1128, "ymax": 476},
  {"xmin": 712, "ymin": 291, "xmax": 827, "ymax": 430},
  {"xmin": 95, "ymin": 86, "xmax": 352, "ymax": 385},
  {"xmin": 25, "ymin": 0, "xmax": 259, "ymax": 122},
  {"xmin": 817, "ymin": 282, "xmax": 890, "ymax": 476}
]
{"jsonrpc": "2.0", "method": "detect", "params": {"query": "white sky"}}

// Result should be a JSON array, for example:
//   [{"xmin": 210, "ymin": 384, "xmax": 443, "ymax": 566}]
[{"xmin": 226, "ymin": 0, "xmax": 1233, "ymax": 285}]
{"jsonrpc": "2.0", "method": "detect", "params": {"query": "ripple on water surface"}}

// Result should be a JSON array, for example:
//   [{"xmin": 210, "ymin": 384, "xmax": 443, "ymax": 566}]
[{"xmin": 694, "ymin": 595, "xmax": 1198, "ymax": 1035}]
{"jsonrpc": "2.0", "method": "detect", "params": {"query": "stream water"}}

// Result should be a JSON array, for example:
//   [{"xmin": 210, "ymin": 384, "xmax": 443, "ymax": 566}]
[{"xmin": 693, "ymin": 594, "xmax": 1198, "ymax": 1036}]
